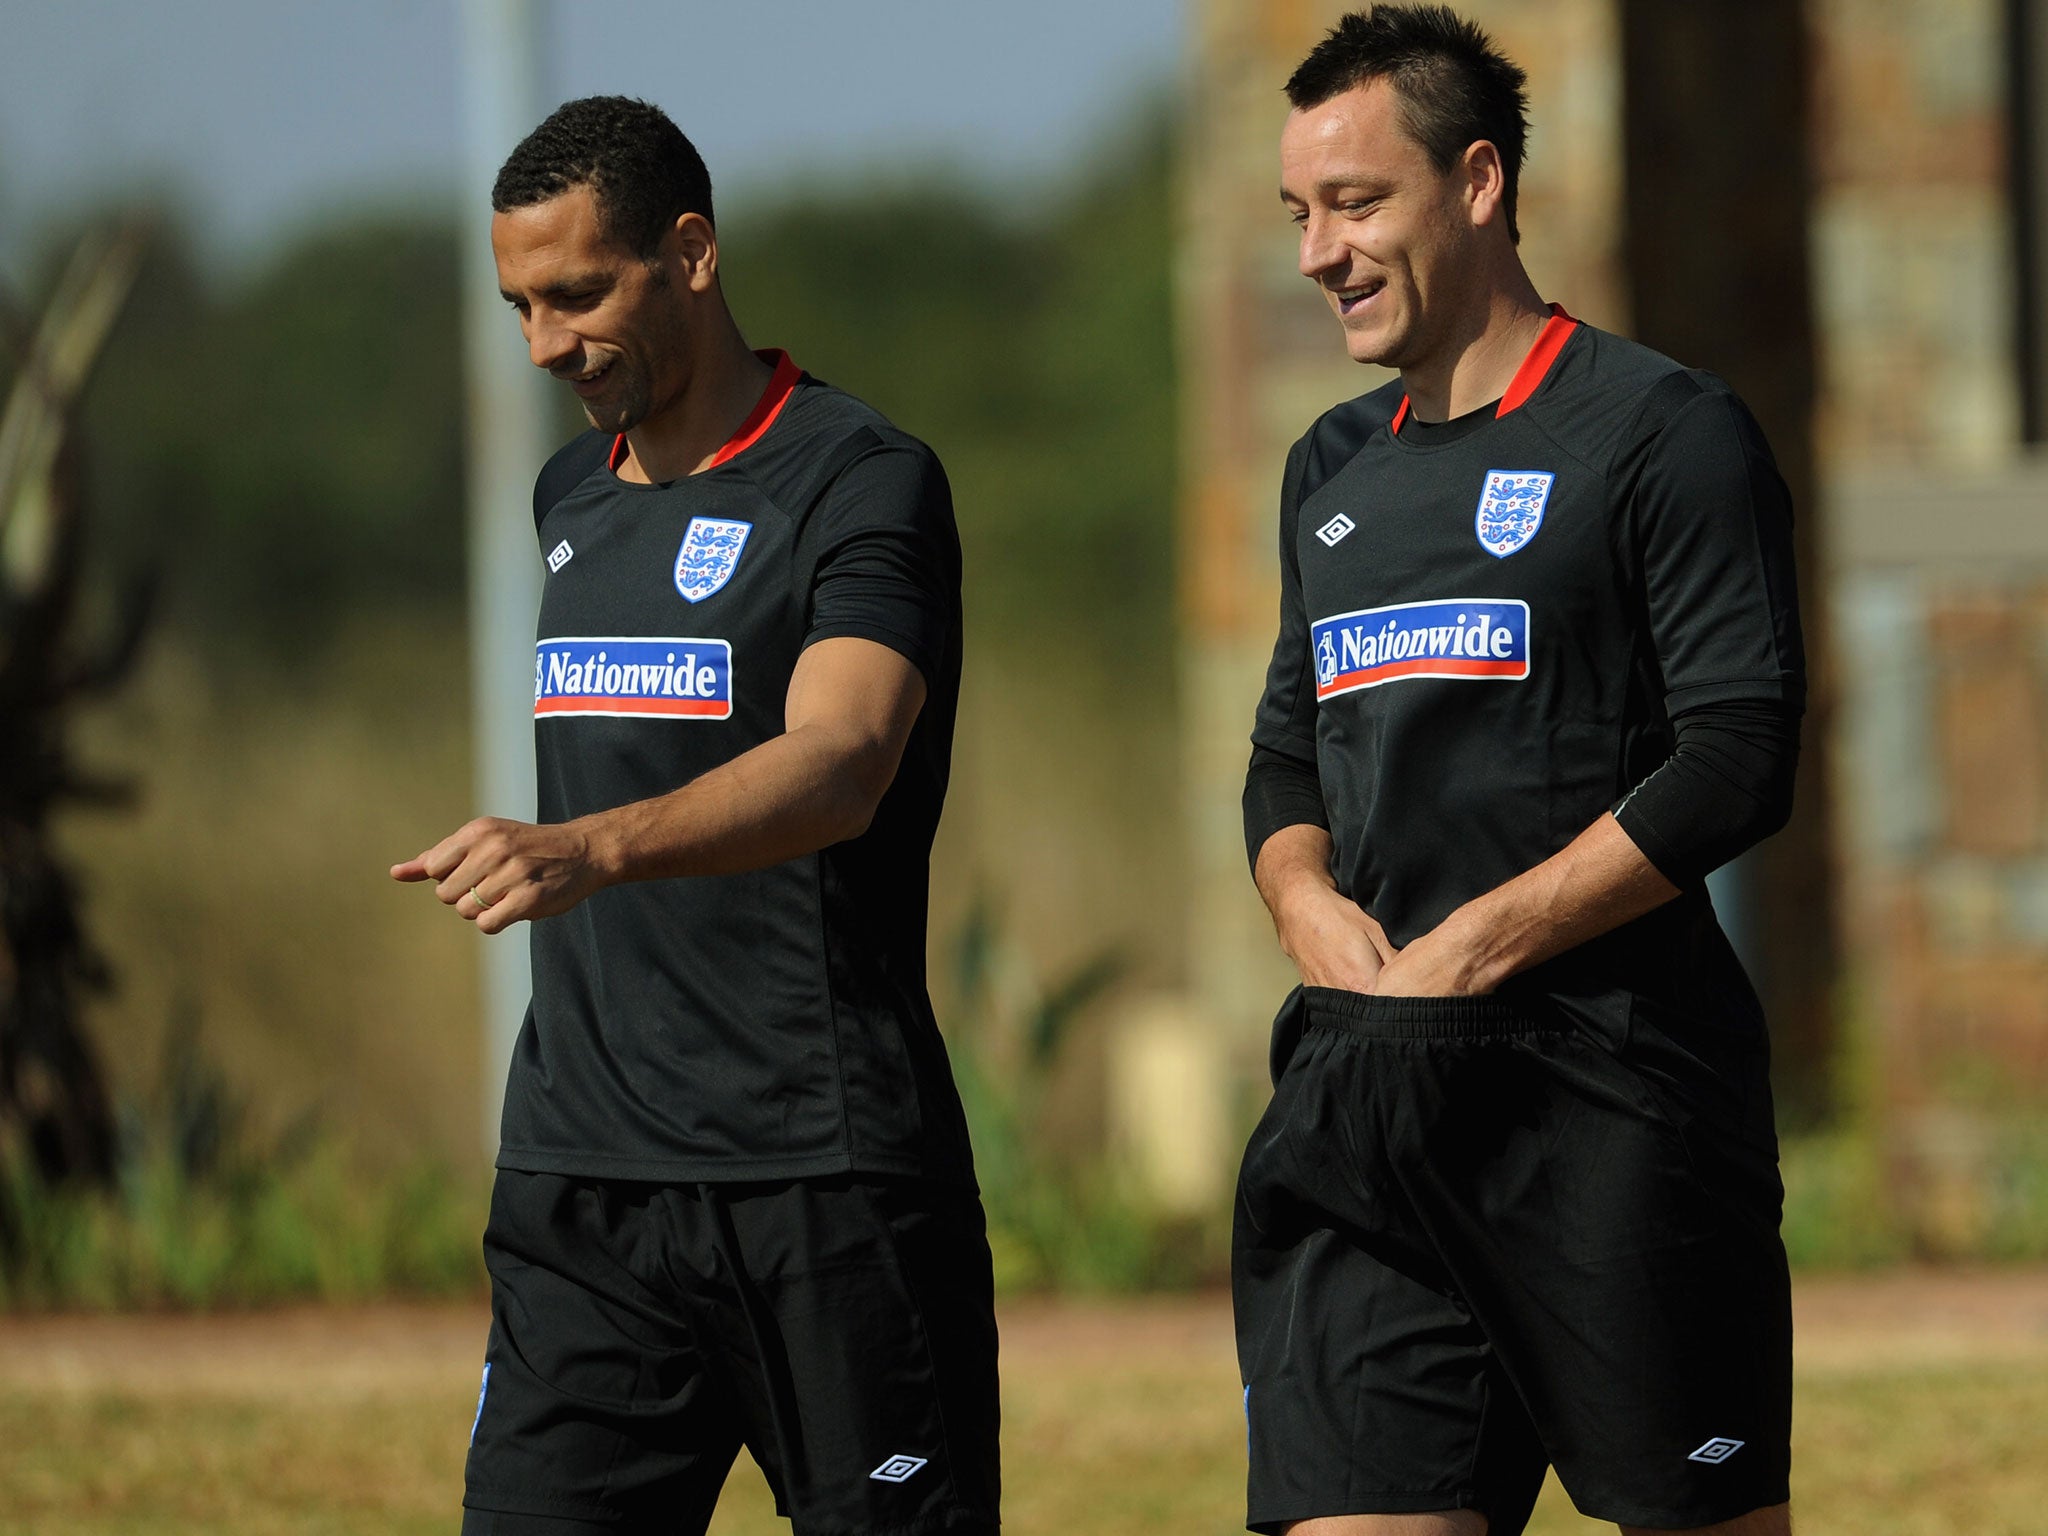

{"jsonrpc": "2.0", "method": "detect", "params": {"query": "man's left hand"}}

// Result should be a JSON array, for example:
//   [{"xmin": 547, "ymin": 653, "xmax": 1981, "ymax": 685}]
[
  {"xmin": 1368, "ymin": 917, "xmax": 1495, "ymax": 997},
  {"xmin": 390, "ymin": 816, "xmax": 607, "ymax": 935}
]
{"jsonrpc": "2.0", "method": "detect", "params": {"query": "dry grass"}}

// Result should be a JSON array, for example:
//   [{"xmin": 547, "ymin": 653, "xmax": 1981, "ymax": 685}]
[
  {"xmin": 51, "ymin": 618, "xmax": 1187, "ymax": 1186},
  {"xmin": 3, "ymin": 1274, "xmax": 2046, "ymax": 1536}
]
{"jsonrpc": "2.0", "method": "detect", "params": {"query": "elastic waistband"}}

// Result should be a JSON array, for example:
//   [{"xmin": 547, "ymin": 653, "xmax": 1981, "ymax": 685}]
[{"xmin": 1300, "ymin": 985, "xmax": 1561, "ymax": 1040}]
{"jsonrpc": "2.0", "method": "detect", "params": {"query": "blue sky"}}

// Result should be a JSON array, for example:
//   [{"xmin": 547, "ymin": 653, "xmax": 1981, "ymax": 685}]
[{"xmin": 0, "ymin": 0, "xmax": 1187, "ymax": 276}]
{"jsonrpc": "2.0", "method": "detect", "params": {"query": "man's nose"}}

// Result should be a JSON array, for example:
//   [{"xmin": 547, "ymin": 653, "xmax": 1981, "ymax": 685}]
[
  {"xmin": 1298, "ymin": 214, "xmax": 1341, "ymax": 282},
  {"xmin": 526, "ymin": 314, "xmax": 578, "ymax": 373}
]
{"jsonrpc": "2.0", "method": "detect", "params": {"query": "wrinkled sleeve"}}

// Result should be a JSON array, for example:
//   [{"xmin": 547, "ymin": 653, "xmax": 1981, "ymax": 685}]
[
  {"xmin": 1612, "ymin": 385, "xmax": 1806, "ymax": 882},
  {"xmin": 798, "ymin": 440, "xmax": 959, "ymax": 689},
  {"xmin": 1243, "ymin": 435, "xmax": 1330, "ymax": 873},
  {"xmin": 1614, "ymin": 698, "xmax": 1800, "ymax": 885}
]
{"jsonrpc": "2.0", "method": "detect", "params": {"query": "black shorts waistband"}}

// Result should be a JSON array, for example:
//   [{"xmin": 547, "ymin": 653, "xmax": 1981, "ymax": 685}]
[{"xmin": 1301, "ymin": 986, "xmax": 1562, "ymax": 1040}]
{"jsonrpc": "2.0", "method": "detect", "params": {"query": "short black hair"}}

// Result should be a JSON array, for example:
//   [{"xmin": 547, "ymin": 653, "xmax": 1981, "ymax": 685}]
[
  {"xmin": 1286, "ymin": 5, "xmax": 1531, "ymax": 243},
  {"xmin": 492, "ymin": 95, "xmax": 714, "ymax": 257}
]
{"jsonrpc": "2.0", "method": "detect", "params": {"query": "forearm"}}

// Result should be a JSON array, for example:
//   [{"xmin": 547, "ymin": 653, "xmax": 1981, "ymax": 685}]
[
  {"xmin": 1429, "ymin": 812, "xmax": 1680, "ymax": 991},
  {"xmin": 581, "ymin": 719, "xmax": 901, "ymax": 885},
  {"xmin": 1254, "ymin": 823, "xmax": 1339, "ymax": 914}
]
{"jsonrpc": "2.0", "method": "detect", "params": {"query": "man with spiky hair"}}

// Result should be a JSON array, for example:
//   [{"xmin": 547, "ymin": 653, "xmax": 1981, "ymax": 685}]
[
  {"xmin": 393, "ymin": 96, "xmax": 997, "ymax": 1536},
  {"xmin": 1234, "ymin": 8, "xmax": 1801, "ymax": 1535}
]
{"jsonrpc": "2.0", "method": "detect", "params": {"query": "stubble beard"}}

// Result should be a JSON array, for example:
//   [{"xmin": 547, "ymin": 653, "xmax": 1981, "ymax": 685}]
[{"xmin": 579, "ymin": 364, "xmax": 651, "ymax": 436}]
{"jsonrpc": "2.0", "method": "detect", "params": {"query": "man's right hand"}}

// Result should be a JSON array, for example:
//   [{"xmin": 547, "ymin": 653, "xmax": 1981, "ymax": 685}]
[{"xmin": 1254, "ymin": 824, "xmax": 1397, "ymax": 992}]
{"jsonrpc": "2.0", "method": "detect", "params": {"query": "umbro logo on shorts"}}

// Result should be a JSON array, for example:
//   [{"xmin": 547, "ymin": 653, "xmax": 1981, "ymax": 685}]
[
  {"xmin": 1687, "ymin": 1436, "xmax": 1745, "ymax": 1464},
  {"xmin": 1316, "ymin": 513, "xmax": 1356, "ymax": 547},
  {"xmin": 869, "ymin": 1453, "xmax": 928, "ymax": 1483}
]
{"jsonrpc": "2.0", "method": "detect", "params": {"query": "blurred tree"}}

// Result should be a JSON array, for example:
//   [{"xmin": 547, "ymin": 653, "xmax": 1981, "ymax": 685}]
[
  {"xmin": 77, "ymin": 217, "xmax": 466, "ymax": 644},
  {"xmin": 0, "ymin": 221, "xmax": 151, "ymax": 1221},
  {"xmin": 717, "ymin": 118, "xmax": 1178, "ymax": 662},
  {"xmin": 1622, "ymin": 3, "xmax": 1835, "ymax": 1121},
  {"xmin": 67, "ymin": 117, "xmax": 1175, "ymax": 668}
]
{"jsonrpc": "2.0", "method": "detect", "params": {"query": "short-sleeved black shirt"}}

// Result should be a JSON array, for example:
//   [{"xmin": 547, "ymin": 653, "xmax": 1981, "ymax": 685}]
[
  {"xmin": 1251, "ymin": 311, "xmax": 1805, "ymax": 1033},
  {"xmin": 498, "ymin": 352, "xmax": 975, "ymax": 1186}
]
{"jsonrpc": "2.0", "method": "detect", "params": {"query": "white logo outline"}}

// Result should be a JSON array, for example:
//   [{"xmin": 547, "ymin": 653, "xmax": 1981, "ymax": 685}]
[
  {"xmin": 1687, "ymin": 1437, "xmax": 1746, "ymax": 1465},
  {"xmin": 869, "ymin": 1453, "xmax": 929, "ymax": 1483},
  {"xmin": 547, "ymin": 540, "xmax": 574, "ymax": 572},
  {"xmin": 1316, "ymin": 513, "xmax": 1356, "ymax": 547}
]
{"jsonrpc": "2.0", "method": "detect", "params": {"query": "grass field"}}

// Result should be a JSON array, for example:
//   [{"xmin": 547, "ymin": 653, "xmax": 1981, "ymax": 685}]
[{"xmin": 2, "ymin": 1271, "xmax": 2045, "ymax": 1535}]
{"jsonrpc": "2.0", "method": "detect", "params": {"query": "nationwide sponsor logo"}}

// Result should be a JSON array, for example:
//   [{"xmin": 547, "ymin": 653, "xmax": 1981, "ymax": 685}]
[
  {"xmin": 674, "ymin": 516, "xmax": 752, "ymax": 603},
  {"xmin": 546, "ymin": 539, "xmax": 574, "ymax": 572},
  {"xmin": 1474, "ymin": 469, "xmax": 1554, "ymax": 558},
  {"xmin": 869, "ymin": 1454, "xmax": 928, "ymax": 1484},
  {"xmin": 1687, "ymin": 1437, "xmax": 1746, "ymax": 1465},
  {"xmin": 1311, "ymin": 598, "xmax": 1530, "ymax": 700},
  {"xmin": 534, "ymin": 636, "xmax": 732, "ymax": 720},
  {"xmin": 1316, "ymin": 513, "xmax": 1356, "ymax": 547}
]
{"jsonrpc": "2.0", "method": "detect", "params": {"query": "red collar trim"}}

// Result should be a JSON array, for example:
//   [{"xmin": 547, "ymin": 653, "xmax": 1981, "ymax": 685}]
[
  {"xmin": 606, "ymin": 349, "xmax": 802, "ymax": 474},
  {"xmin": 708, "ymin": 349, "xmax": 801, "ymax": 467},
  {"xmin": 1496, "ymin": 303, "xmax": 1577, "ymax": 415},
  {"xmin": 1388, "ymin": 303, "xmax": 1577, "ymax": 435}
]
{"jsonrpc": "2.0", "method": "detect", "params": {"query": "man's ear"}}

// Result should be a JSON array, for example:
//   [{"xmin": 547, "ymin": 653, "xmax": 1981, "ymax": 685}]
[
  {"xmin": 670, "ymin": 212, "xmax": 719, "ymax": 293},
  {"xmin": 1462, "ymin": 139, "xmax": 1508, "ymax": 230}
]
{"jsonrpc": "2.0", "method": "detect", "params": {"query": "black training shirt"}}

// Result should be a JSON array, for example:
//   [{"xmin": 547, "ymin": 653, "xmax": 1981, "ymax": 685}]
[
  {"xmin": 1247, "ymin": 310, "xmax": 1805, "ymax": 1035},
  {"xmin": 498, "ymin": 351, "xmax": 975, "ymax": 1186}
]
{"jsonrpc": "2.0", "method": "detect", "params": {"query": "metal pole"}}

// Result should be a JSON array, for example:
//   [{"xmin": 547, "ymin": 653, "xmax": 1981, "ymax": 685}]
[{"xmin": 459, "ymin": 0, "xmax": 550, "ymax": 1158}]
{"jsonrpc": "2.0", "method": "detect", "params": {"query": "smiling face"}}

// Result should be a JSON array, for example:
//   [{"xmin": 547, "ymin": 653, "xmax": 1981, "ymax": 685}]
[
  {"xmin": 491, "ymin": 182, "xmax": 698, "ymax": 435},
  {"xmin": 1280, "ymin": 79, "xmax": 1488, "ymax": 374}
]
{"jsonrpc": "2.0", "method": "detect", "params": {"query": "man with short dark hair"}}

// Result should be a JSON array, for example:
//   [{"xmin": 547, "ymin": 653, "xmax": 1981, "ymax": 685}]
[
  {"xmin": 393, "ymin": 95, "xmax": 998, "ymax": 1536},
  {"xmin": 1234, "ymin": 8, "xmax": 1802, "ymax": 1536}
]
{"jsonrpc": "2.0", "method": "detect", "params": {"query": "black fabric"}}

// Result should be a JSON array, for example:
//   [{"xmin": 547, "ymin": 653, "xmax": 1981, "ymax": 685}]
[
  {"xmin": 1242, "ymin": 743, "xmax": 1329, "ymax": 872},
  {"xmin": 1235, "ymin": 988, "xmax": 1791, "ymax": 1534},
  {"xmin": 533, "ymin": 430, "xmax": 611, "ymax": 529},
  {"xmin": 464, "ymin": 1170, "xmax": 1001, "ymax": 1536},
  {"xmin": 1614, "ymin": 697, "xmax": 1801, "ymax": 886},
  {"xmin": 1396, "ymin": 396, "xmax": 1501, "ymax": 442},
  {"xmin": 503, "ymin": 370, "xmax": 974, "ymax": 1186},
  {"xmin": 1248, "ymin": 697, "xmax": 1801, "ymax": 888}
]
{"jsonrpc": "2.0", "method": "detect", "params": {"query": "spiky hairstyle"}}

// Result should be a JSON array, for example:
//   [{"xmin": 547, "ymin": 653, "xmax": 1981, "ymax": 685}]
[
  {"xmin": 492, "ymin": 95, "xmax": 714, "ymax": 257},
  {"xmin": 1286, "ymin": 5, "xmax": 1531, "ymax": 243}
]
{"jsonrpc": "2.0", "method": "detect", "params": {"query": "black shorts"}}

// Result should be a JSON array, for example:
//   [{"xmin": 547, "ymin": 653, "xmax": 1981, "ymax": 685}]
[
  {"xmin": 1233, "ymin": 987, "xmax": 1791, "ymax": 1535},
  {"xmin": 463, "ymin": 1169, "xmax": 999, "ymax": 1536}
]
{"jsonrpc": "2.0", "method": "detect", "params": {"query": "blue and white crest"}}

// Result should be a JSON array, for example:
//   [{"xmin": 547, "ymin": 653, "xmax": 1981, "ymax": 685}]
[
  {"xmin": 673, "ymin": 517, "xmax": 752, "ymax": 603},
  {"xmin": 1474, "ymin": 470, "xmax": 1554, "ymax": 558}
]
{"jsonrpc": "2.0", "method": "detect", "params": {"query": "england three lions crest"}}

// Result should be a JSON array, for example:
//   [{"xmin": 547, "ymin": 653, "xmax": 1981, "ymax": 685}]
[
  {"xmin": 1474, "ymin": 470, "xmax": 1554, "ymax": 558},
  {"xmin": 674, "ymin": 517, "xmax": 752, "ymax": 603}
]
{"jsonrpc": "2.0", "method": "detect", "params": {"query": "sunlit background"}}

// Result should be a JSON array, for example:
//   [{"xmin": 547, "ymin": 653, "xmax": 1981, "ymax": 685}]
[{"xmin": 3, "ymin": 2, "xmax": 2047, "ymax": 1533}]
